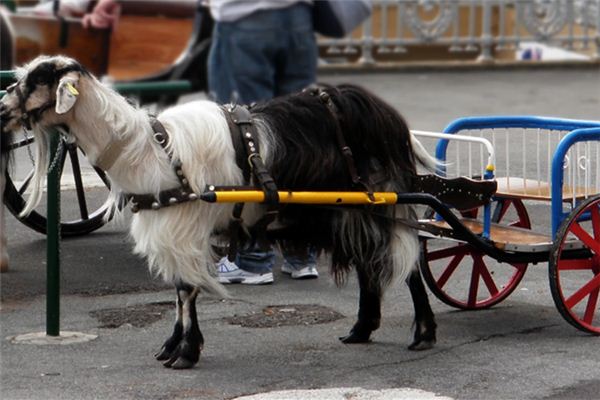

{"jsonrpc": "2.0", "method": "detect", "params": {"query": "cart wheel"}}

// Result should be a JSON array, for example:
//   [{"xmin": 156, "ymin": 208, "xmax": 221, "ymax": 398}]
[
  {"xmin": 420, "ymin": 198, "xmax": 530, "ymax": 310},
  {"xmin": 4, "ymin": 135, "xmax": 113, "ymax": 237},
  {"xmin": 549, "ymin": 194, "xmax": 600, "ymax": 334}
]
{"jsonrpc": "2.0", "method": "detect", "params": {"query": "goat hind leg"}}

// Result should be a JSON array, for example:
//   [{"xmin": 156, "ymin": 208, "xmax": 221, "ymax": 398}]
[
  {"xmin": 339, "ymin": 268, "xmax": 382, "ymax": 343},
  {"xmin": 406, "ymin": 267, "xmax": 436, "ymax": 350},
  {"xmin": 162, "ymin": 284, "xmax": 204, "ymax": 369}
]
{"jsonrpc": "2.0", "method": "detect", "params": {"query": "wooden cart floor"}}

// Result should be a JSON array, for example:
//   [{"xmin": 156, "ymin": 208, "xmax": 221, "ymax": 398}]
[{"xmin": 419, "ymin": 218, "xmax": 557, "ymax": 253}]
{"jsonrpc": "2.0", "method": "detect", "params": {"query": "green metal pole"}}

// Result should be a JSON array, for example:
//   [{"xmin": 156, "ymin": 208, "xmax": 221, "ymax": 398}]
[{"xmin": 46, "ymin": 132, "xmax": 62, "ymax": 337}]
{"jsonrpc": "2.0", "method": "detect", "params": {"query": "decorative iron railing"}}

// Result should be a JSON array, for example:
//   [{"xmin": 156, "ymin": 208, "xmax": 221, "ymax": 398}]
[{"xmin": 319, "ymin": 0, "xmax": 600, "ymax": 66}]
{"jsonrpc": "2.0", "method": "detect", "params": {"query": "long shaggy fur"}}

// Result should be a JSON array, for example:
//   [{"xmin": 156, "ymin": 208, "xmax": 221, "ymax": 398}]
[
  {"xmin": 2, "ymin": 57, "xmax": 436, "ymax": 297},
  {"xmin": 1, "ymin": 56, "xmax": 440, "ymax": 368}
]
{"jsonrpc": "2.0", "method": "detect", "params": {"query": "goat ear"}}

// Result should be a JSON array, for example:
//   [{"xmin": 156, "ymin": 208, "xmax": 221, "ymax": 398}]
[{"xmin": 55, "ymin": 74, "xmax": 80, "ymax": 114}]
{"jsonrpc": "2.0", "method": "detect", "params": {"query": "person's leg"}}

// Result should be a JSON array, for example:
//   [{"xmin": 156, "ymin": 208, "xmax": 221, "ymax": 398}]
[
  {"xmin": 281, "ymin": 243, "xmax": 318, "ymax": 279},
  {"xmin": 217, "ymin": 246, "xmax": 275, "ymax": 285},
  {"xmin": 208, "ymin": 10, "xmax": 284, "ymax": 104},
  {"xmin": 275, "ymin": 3, "xmax": 318, "ymax": 96}
]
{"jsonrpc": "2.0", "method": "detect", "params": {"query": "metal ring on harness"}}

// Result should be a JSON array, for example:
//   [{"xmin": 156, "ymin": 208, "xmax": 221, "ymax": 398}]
[
  {"xmin": 153, "ymin": 132, "xmax": 166, "ymax": 145},
  {"xmin": 247, "ymin": 152, "xmax": 262, "ymax": 169}
]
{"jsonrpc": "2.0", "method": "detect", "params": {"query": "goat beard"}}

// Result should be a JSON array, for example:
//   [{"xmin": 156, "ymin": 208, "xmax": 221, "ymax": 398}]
[{"xmin": 19, "ymin": 125, "xmax": 54, "ymax": 217}]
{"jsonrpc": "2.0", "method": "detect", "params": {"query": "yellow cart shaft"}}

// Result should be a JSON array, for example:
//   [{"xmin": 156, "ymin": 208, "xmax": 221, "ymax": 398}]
[{"xmin": 201, "ymin": 190, "xmax": 399, "ymax": 205}]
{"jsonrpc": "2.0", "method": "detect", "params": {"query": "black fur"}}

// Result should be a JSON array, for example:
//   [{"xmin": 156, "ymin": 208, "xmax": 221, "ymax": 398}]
[
  {"xmin": 252, "ymin": 84, "xmax": 417, "ymax": 283},
  {"xmin": 244, "ymin": 84, "xmax": 437, "ymax": 348}
]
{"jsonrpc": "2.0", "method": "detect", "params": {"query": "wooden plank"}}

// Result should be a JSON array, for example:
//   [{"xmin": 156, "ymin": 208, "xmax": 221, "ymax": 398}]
[
  {"xmin": 496, "ymin": 177, "xmax": 597, "ymax": 202},
  {"xmin": 422, "ymin": 218, "xmax": 552, "ymax": 250},
  {"xmin": 10, "ymin": 14, "xmax": 110, "ymax": 76}
]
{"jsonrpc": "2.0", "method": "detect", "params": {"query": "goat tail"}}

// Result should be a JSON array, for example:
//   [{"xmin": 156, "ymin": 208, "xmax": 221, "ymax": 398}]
[{"xmin": 410, "ymin": 133, "xmax": 442, "ymax": 172}]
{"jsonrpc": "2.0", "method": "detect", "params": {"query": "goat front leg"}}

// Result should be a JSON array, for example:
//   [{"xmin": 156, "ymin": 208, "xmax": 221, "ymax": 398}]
[
  {"xmin": 157, "ymin": 283, "xmax": 204, "ymax": 369},
  {"xmin": 155, "ymin": 289, "xmax": 184, "ymax": 362},
  {"xmin": 406, "ymin": 267, "xmax": 436, "ymax": 350}
]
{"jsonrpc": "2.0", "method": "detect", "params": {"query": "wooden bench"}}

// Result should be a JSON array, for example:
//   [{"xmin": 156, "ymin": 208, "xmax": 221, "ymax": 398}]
[
  {"xmin": 495, "ymin": 177, "xmax": 596, "ymax": 202},
  {"xmin": 9, "ymin": 0, "xmax": 197, "ymax": 80},
  {"xmin": 10, "ymin": 13, "xmax": 110, "ymax": 75}
]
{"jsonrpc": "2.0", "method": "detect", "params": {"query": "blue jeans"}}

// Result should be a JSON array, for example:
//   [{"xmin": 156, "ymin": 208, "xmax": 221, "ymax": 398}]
[
  {"xmin": 209, "ymin": 3, "xmax": 318, "ymax": 274},
  {"xmin": 236, "ymin": 246, "xmax": 317, "ymax": 275},
  {"xmin": 208, "ymin": 3, "xmax": 317, "ymax": 104}
]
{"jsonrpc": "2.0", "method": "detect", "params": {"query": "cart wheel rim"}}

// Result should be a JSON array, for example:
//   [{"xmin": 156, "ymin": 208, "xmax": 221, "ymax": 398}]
[
  {"xmin": 421, "ymin": 198, "xmax": 529, "ymax": 310},
  {"xmin": 550, "ymin": 195, "xmax": 600, "ymax": 334}
]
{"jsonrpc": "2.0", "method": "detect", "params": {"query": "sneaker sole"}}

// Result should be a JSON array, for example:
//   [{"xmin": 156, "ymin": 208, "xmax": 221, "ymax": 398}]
[
  {"xmin": 290, "ymin": 272, "xmax": 318, "ymax": 280},
  {"xmin": 281, "ymin": 266, "xmax": 318, "ymax": 280},
  {"xmin": 218, "ymin": 273, "xmax": 274, "ymax": 285}
]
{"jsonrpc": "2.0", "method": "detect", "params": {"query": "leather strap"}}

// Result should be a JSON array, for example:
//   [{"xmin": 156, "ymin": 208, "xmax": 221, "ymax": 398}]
[
  {"xmin": 312, "ymin": 86, "xmax": 375, "ymax": 201},
  {"xmin": 94, "ymin": 136, "xmax": 133, "ymax": 171},
  {"xmin": 127, "ymin": 117, "xmax": 198, "ymax": 212},
  {"xmin": 223, "ymin": 104, "xmax": 279, "ymax": 254}
]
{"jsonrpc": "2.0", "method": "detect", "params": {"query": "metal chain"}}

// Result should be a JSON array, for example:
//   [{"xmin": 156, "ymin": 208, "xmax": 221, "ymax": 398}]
[
  {"xmin": 48, "ymin": 135, "xmax": 65, "ymax": 174},
  {"xmin": 21, "ymin": 127, "xmax": 35, "ymax": 166}
]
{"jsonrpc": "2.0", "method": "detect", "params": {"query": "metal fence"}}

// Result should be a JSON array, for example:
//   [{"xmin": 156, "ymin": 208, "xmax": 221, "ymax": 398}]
[{"xmin": 319, "ymin": 0, "xmax": 600, "ymax": 66}]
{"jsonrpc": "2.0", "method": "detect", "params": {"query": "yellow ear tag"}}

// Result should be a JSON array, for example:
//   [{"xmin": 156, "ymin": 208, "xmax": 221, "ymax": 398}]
[{"xmin": 66, "ymin": 82, "xmax": 79, "ymax": 96}]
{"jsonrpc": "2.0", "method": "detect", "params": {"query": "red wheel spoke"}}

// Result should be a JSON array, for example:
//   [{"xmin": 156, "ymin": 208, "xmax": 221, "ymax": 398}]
[
  {"xmin": 467, "ymin": 256, "xmax": 483, "ymax": 307},
  {"xmin": 569, "ymin": 223, "xmax": 600, "ymax": 255},
  {"xmin": 478, "ymin": 259, "xmax": 500, "ymax": 296},
  {"xmin": 591, "ymin": 206, "xmax": 600, "ymax": 240},
  {"xmin": 436, "ymin": 253, "xmax": 466, "ymax": 289},
  {"xmin": 557, "ymin": 258, "xmax": 594, "ymax": 271},
  {"xmin": 508, "ymin": 262, "xmax": 527, "ymax": 272},
  {"xmin": 583, "ymin": 287, "xmax": 600, "ymax": 324},
  {"xmin": 565, "ymin": 273, "xmax": 600, "ymax": 309},
  {"xmin": 427, "ymin": 244, "xmax": 469, "ymax": 262}
]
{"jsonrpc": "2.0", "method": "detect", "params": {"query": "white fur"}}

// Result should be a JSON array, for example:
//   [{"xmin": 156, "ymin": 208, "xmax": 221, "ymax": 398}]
[
  {"xmin": 8, "ymin": 55, "xmax": 431, "ymax": 297},
  {"xmin": 15, "ymin": 57, "xmax": 243, "ymax": 297}
]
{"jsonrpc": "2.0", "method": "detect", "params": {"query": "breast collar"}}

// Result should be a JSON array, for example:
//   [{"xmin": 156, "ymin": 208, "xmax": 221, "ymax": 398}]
[
  {"xmin": 127, "ymin": 117, "xmax": 198, "ymax": 213},
  {"xmin": 126, "ymin": 105, "xmax": 277, "ymax": 213}
]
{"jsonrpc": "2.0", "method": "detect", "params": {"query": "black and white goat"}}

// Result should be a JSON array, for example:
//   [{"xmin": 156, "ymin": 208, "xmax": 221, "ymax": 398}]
[{"xmin": 0, "ymin": 55, "xmax": 437, "ymax": 369}]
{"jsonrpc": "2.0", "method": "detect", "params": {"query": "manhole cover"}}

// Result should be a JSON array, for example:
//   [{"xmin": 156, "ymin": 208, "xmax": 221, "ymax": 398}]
[
  {"xmin": 225, "ymin": 304, "xmax": 344, "ymax": 328},
  {"xmin": 90, "ymin": 301, "xmax": 173, "ymax": 328}
]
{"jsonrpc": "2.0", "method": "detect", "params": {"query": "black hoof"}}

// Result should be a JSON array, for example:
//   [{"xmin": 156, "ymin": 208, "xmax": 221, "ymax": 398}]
[
  {"xmin": 170, "ymin": 357, "xmax": 197, "ymax": 370},
  {"xmin": 408, "ymin": 338, "xmax": 436, "ymax": 351},
  {"xmin": 162, "ymin": 341, "xmax": 201, "ymax": 369},
  {"xmin": 154, "ymin": 346, "xmax": 173, "ymax": 361},
  {"xmin": 339, "ymin": 329, "xmax": 372, "ymax": 344}
]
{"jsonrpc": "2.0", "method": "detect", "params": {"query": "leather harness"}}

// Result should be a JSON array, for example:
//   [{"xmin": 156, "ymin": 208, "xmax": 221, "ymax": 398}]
[{"xmin": 121, "ymin": 88, "xmax": 496, "ymax": 252}]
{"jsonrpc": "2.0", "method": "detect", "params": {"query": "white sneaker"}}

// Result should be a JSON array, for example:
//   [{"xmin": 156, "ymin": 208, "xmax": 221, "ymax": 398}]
[
  {"xmin": 281, "ymin": 262, "xmax": 319, "ymax": 279},
  {"xmin": 216, "ymin": 257, "xmax": 274, "ymax": 285}
]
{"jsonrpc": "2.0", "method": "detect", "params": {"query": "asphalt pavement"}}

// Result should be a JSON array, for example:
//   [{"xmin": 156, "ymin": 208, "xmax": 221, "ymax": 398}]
[{"xmin": 2, "ymin": 67, "xmax": 600, "ymax": 400}]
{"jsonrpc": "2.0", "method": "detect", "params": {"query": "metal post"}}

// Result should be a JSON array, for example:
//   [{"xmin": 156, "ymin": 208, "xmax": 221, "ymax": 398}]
[
  {"xmin": 46, "ymin": 132, "xmax": 62, "ymax": 337},
  {"xmin": 478, "ymin": 0, "xmax": 494, "ymax": 62}
]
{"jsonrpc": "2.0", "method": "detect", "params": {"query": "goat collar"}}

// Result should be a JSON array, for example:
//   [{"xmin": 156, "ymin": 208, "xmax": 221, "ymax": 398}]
[
  {"xmin": 94, "ymin": 135, "xmax": 134, "ymax": 171},
  {"xmin": 94, "ymin": 116, "xmax": 162, "ymax": 171}
]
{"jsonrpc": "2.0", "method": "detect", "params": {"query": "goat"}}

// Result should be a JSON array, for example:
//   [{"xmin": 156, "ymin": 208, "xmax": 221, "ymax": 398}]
[{"xmin": 0, "ymin": 55, "xmax": 437, "ymax": 369}]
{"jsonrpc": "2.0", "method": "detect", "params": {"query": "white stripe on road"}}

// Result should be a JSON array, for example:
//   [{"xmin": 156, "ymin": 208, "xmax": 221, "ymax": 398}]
[{"xmin": 233, "ymin": 387, "xmax": 454, "ymax": 400}]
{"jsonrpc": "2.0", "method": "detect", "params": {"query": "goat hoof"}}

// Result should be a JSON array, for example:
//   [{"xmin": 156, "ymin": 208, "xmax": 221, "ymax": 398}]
[
  {"xmin": 170, "ymin": 357, "xmax": 196, "ymax": 370},
  {"xmin": 339, "ymin": 330, "xmax": 371, "ymax": 344},
  {"xmin": 408, "ymin": 338, "xmax": 436, "ymax": 351},
  {"xmin": 154, "ymin": 346, "xmax": 173, "ymax": 361}
]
